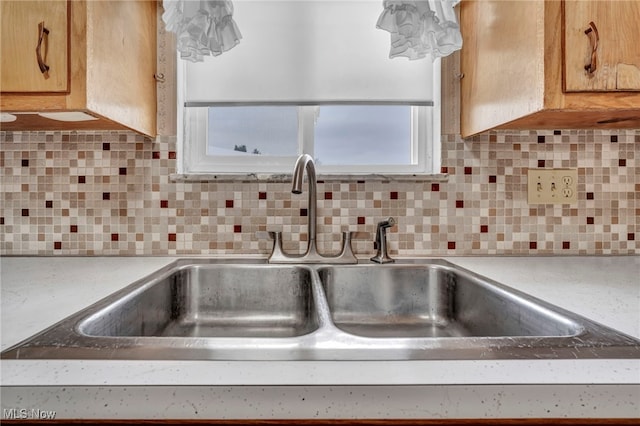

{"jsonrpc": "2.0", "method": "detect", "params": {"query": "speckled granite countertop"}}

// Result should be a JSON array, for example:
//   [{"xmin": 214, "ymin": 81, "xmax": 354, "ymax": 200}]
[{"xmin": 1, "ymin": 256, "xmax": 639, "ymax": 420}]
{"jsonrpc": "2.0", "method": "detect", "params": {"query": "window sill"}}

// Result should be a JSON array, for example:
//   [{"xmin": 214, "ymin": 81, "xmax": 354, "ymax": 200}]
[{"xmin": 170, "ymin": 173, "xmax": 449, "ymax": 183}]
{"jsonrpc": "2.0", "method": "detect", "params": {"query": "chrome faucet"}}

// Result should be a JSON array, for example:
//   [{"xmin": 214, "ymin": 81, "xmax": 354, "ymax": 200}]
[
  {"xmin": 264, "ymin": 154, "xmax": 358, "ymax": 264},
  {"xmin": 371, "ymin": 217, "xmax": 396, "ymax": 264},
  {"xmin": 291, "ymin": 154, "xmax": 320, "ymax": 259}
]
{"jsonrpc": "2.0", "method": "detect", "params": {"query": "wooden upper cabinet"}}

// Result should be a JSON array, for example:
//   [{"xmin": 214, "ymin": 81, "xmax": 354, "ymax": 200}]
[
  {"xmin": 564, "ymin": 0, "xmax": 640, "ymax": 92},
  {"xmin": 0, "ymin": 0, "xmax": 69, "ymax": 93},
  {"xmin": 0, "ymin": 0, "xmax": 157, "ymax": 137},
  {"xmin": 460, "ymin": 0, "xmax": 640, "ymax": 137}
]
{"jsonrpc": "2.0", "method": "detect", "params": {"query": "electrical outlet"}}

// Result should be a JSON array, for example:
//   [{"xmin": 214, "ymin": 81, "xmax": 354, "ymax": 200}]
[
  {"xmin": 561, "ymin": 175, "xmax": 574, "ymax": 186},
  {"xmin": 527, "ymin": 168, "xmax": 578, "ymax": 205}
]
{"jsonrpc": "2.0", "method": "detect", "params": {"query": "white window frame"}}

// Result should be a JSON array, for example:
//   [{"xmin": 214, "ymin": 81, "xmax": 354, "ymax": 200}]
[{"xmin": 177, "ymin": 59, "xmax": 441, "ymax": 177}]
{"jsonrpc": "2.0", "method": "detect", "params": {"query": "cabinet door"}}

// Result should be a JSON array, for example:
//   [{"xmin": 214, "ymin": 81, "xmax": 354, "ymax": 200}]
[
  {"xmin": 563, "ymin": 0, "xmax": 640, "ymax": 92},
  {"xmin": 1, "ymin": 0, "xmax": 69, "ymax": 93}
]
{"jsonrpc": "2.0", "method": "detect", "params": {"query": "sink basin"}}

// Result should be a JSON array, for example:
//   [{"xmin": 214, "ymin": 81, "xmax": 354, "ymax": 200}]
[
  {"xmin": 2, "ymin": 259, "xmax": 638, "ymax": 360},
  {"xmin": 79, "ymin": 265, "xmax": 318, "ymax": 338},
  {"xmin": 318, "ymin": 265, "xmax": 581, "ymax": 338}
]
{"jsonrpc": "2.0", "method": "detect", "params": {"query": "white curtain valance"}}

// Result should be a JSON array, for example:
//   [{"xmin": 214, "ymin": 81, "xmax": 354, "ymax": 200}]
[
  {"xmin": 180, "ymin": 0, "xmax": 437, "ymax": 106},
  {"xmin": 162, "ymin": 0, "xmax": 242, "ymax": 62},
  {"xmin": 162, "ymin": 0, "xmax": 461, "ymax": 63},
  {"xmin": 376, "ymin": 0, "xmax": 462, "ymax": 60}
]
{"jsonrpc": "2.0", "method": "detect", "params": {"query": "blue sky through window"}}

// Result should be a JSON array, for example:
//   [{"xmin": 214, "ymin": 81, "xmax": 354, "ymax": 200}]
[
  {"xmin": 314, "ymin": 106, "xmax": 411, "ymax": 165},
  {"xmin": 207, "ymin": 106, "xmax": 412, "ymax": 164},
  {"xmin": 208, "ymin": 106, "xmax": 298, "ymax": 156}
]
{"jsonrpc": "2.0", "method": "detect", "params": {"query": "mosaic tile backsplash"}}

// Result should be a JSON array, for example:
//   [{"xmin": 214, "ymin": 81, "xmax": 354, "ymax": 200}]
[{"xmin": 1, "ymin": 129, "xmax": 638, "ymax": 256}]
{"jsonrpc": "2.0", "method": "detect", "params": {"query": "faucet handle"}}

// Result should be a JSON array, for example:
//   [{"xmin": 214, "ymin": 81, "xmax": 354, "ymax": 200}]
[
  {"xmin": 256, "ymin": 231, "xmax": 278, "ymax": 241},
  {"xmin": 335, "ymin": 231, "xmax": 371, "ymax": 263},
  {"xmin": 334, "ymin": 231, "xmax": 358, "ymax": 264},
  {"xmin": 257, "ymin": 231, "xmax": 287, "ymax": 263}
]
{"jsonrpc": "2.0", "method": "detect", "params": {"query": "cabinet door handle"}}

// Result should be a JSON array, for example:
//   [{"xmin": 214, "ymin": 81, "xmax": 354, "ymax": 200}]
[
  {"xmin": 583, "ymin": 21, "xmax": 599, "ymax": 74},
  {"xmin": 36, "ymin": 21, "xmax": 50, "ymax": 79}
]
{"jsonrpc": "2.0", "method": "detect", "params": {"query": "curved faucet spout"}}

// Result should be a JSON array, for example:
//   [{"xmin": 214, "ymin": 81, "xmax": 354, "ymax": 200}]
[
  {"xmin": 264, "ymin": 154, "xmax": 357, "ymax": 263},
  {"xmin": 292, "ymin": 154, "xmax": 317, "ymax": 246}
]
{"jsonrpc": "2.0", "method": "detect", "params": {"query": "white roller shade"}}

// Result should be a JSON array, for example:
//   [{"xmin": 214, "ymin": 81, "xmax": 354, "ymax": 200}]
[{"xmin": 183, "ymin": 0, "xmax": 435, "ymax": 105}]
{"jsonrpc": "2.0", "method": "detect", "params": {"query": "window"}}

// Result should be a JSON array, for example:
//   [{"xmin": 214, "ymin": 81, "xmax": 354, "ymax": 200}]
[
  {"xmin": 176, "ymin": 0, "xmax": 442, "ymax": 177},
  {"xmin": 180, "ymin": 102, "xmax": 439, "ymax": 175}
]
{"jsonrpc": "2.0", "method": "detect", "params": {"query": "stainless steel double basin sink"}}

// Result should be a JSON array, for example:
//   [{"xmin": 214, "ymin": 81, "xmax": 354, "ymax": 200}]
[{"xmin": 2, "ymin": 259, "xmax": 639, "ymax": 360}]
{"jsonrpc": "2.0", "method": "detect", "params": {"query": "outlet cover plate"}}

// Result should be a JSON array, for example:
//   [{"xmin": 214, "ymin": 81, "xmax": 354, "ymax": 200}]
[{"xmin": 527, "ymin": 168, "xmax": 578, "ymax": 205}]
